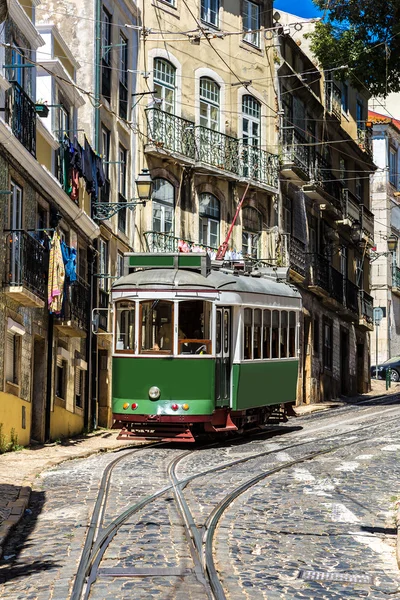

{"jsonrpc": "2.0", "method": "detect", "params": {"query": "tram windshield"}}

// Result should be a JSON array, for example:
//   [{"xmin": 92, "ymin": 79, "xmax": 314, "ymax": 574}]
[
  {"xmin": 140, "ymin": 300, "xmax": 174, "ymax": 353},
  {"xmin": 178, "ymin": 300, "xmax": 212, "ymax": 355},
  {"xmin": 115, "ymin": 301, "xmax": 135, "ymax": 352}
]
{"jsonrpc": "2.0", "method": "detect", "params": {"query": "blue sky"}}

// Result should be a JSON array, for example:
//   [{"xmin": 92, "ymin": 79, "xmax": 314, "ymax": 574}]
[{"xmin": 274, "ymin": 0, "xmax": 322, "ymax": 18}]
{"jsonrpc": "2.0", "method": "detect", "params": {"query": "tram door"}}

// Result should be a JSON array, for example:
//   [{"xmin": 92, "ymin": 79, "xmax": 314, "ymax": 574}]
[{"xmin": 216, "ymin": 307, "xmax": 231, "ymax": 407}]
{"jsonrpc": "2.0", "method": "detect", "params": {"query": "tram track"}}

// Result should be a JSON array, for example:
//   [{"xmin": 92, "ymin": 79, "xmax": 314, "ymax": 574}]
[{"xmin": 71, "ymin": 402, "xmax": 400, "ymax": 600}]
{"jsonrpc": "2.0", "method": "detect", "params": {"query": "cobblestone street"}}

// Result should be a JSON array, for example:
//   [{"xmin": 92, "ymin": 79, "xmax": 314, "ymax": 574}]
[{"xmin": 1, "ymin": 396, "xmax": 400, "ymax": 599}]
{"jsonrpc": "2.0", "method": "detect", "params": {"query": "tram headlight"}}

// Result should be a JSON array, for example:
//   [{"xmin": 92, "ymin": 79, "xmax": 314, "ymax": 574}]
[{"xmin": 149, "ymin": 386, "xmax": 161, "ymax": 400}]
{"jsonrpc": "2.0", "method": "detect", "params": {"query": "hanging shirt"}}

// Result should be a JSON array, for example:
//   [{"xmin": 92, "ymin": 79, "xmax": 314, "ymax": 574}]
[{"xmin": 48, "ymin": 233, "xmax": 65, "ymax": 314}]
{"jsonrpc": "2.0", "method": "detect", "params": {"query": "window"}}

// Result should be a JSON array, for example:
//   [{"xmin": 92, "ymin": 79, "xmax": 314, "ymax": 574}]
[
  {"xmin": 201, "ymin": 0, "xmax": 219, "ymax": 27},
  {"xmin": 117, "ymin": 251, "xmax": 124, "ymax": 278},
  {"xmin": 115, "ymin": 301, "xmax": 135, "ymax": 352},
  {"xmin": 244, "ymin": 308, "xmax": 252, "ymax": 360},
  {"xmin": 99, "ymin": 238, "xmax": 109, "ymax": 291},
  {"xmin": 242, "ymin": 95, "xmax": 261, "ymax": 178},
  {"xmin": 243, "ymin": 1, "xmax": 260, "ymax": 47},
  {"xmin": 341, "ymin": 83, "xmax": 348, "ymax": 113},
  {"xmin": 323, "ymin": 318, "xmax": 333, "ymax": 370},
  {"xmin": 253, "ymin": 309, "xmax": 262, "ymax": 359},
  {"xmin": 101, "ymin": 7, "xmax": 112, "ymax": 102},
  {"xmin": 178, "ymin": 300, "xmax": 212, "ymax": 354},
  {"xmin": 75, "ymin": 368, "xmax": 84, "ymax": 408},
  {"xmin": 140, "ymin": 300, "xmax": 173, "ymax": 353},
  {"xmin": 356, "ymin": 100, "xmax": 363, "ymax": 130},
  {"xmin": 289, "ymin": 312, "xmax": 296, "ymax": 358},
  {"xmin": 119, "ymin": 33, "xmax": 128, "ymax": 119},
  {"xmin": 280, "ymin": 311, "xmax": 288, "ymax": 358},
  {"xmin": 263, "ymin": 309, "xmax": 271, "ymax": 358},
  {"xmin": 154, "ymin": 58, "xmax": 176, "ymax": 114},
  {"xmin": 5, "ymin": 331, "xmax": 21, "ymax": 385},
  {"xmin": 152, "ymin": 178, "xmax": 175, "ymax": 234},
  {"xmin": 199, "ymin": 193, "xmax": 220, "ymax": 248},
  {"xmin": 272, "ymin": 310, "xmax": 279, "ymax": 358},
  {"xmin": 56, "ymin": 359, "xmax": 66, "ymax": 399},
  {"xmin": 100, "ymin": 127, "xmax": 111, "ymax": 203},
  {"xmin": 313, "ymin": 317, "xmax": 319, "ymax": 355},
  {"xmin": 200, "ymin": 78, "xmax": 220, "ymax": 130},
  {"xmin": 390, "ymin": 147, "xmax": 397, "ymax": 187},
  {"xmin": 242, "ymin": 206, "xmax": 261, "ymax": 259},
  {"xmin": 58, "ymin": 105, "xmax": 70, "ymax": 139},
  {"xmin": 339, "ymin": 158, "xmax": 346, "ymax": 184},
  {"xmin": 118, "ymin": 146, "xmax": 127, "ymax": 232},
  {"xmin": 283, "ymin": 197, "xmax": 292, "ymax": 234},
  {"xmin": 9, "ymin": 43, "xmax": 25, "ymax": 89}
]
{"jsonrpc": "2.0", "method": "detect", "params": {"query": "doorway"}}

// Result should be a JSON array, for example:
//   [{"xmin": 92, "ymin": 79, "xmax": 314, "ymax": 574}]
[
  {"xmin": 215, "ymin": 307, "xmax": 231, "ymax": 408},
  {"xmin": 31, "ymin": 337, "xmax": 46, "ymax": 443},
  {"xmin": 340, "ymin": 329, "xmax": 349, "ymax": 395},
  {"xmin": 97, "ymin": 349, "xmax": 109, "ymax": 427},
  {"xmin": 302, "ymin": 316, "xmax": 311, "ymax": 403},
  {"xmin": 357, "ymin": 343, "xmax": 365, "ymax": 393}
]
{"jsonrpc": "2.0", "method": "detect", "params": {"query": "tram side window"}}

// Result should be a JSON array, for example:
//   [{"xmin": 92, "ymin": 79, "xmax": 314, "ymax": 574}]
[
  {"xmin": 271, "ymin": 310, "xmax": 279, "ymax": 358},
  {"xmin": 178, "ymin": 300, "xmax": 212, "ymax": 355},
  {"xmin": 140, "ymin": 300, "xmax": 173, "ymax": 353},
  {"xmin": 263, "ymin": 309, "xmax": 271, "ymax": 358},
  {"xmin": 243, "ymin": 308, "xmax": 252, "ymax": 360},
  {"xmin": 289, "ymin": 311, "xmax": 296, "ymax": 357},
  {"xmin": 115, "ymin": 301, "xmax": 135, "ymax": 352},
  {"xmin": 280, "ymin": 311, "xmax": 288, "ymax": 358},
  {"xmin": 253, "ymin": 309, "xmax": 262, "ymax": 359}
]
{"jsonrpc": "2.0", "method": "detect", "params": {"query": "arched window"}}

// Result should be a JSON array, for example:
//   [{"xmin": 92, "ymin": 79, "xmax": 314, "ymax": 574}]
[
  {"xmin": 199, "ymin": 192, "xmax": 220, "ymax": 248},
  {"xmin": 242, "ymin": 95, "xmax": 261, "ymax": 146},
  {"xmin": 242, "ymin": 206, "xmax": 261, "ymax": 258},
  {"xmin": 152, "ymin": 178, "xmax": 175, "ymax": 235},
  {"xmin": 200, "ymin": 77, "xmax": 220, "ymax": 130},
  {"xmin": 154, "ymin": 58, "xmax": 176, "ymax": 113}
]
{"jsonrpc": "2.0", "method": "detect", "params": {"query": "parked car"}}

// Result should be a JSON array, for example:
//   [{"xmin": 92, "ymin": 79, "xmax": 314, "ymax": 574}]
[{"xmin": 370, "ymin": 356, "xmax": 400, "ymax": 381}]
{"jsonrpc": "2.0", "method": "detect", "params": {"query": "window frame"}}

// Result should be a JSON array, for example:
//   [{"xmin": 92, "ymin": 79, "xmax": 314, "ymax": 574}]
[
  {"xmin": 152, "ymin": 178, "xmax": 175, "ymax": 235},
  {"xmin": 139, "ymin": 300, "xmax": 175, "ymax": 355},
  {"xmin": 115, "ymin": 300, "xmax": 136, "ymax": 354},
  {"xmin": 199, "ymin": 77, "xmax": 220, "ymax": 131},
  {"xmin": 200, "ymin": 0, "xmax": 219, "ymax": 28},
  {"xmin": 154, "ymin": 58, "xmax": 176, "ymax": 114},
  {"xmin": 199, "ymin": 192, "xmax": 220, "ymax": 248},
  {"xmin": 242, "ymin": 0, "xmax": 261, "ymax": 48},
  {"xmin": 242, "ymin": 308, "xmax": 299, "ymax": 361},
  {"xmin": 5, "ymin": 330, "xmax": 21, "ymax": 387},
  {"xmin": 99, "ymin": 237, "xmax": 109, "ymax": 292}
]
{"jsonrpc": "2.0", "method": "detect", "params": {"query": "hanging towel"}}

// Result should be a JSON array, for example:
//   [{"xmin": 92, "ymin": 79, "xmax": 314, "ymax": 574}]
[
  {"xmin": 60, "ymin": 241, "xmax": 77, "ymax": 283},
  {"xmin": 84, "ymin": 138, "xmax": 95, "ymax": 194},
  {"xmin": 48, "ymin": 233, "xmax": 65, "ymax": 314}
]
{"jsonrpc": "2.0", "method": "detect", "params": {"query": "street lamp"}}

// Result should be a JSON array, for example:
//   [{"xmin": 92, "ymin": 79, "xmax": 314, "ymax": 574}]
[
  {"xmin": 92, "ymin": 168, "xmax": 153, "ymax": 220},
  {"xmin": 387, "ymin": 234, "xmax": 398, "ymax": 253}
]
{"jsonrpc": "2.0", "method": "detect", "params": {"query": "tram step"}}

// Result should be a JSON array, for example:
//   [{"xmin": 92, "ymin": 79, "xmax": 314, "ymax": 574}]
[{"xmin": 117, "ymin": 425, "xmax": 196, "ymax": 443}]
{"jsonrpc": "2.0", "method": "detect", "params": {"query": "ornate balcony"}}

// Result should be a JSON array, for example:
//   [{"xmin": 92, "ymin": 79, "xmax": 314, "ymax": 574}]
[
  {"xmin": 304, "ymin": 153, "xmax": 342, "ymax": 213},
  {"xmin": 337, "ymin": 188, "xmax": 360, "ymax": 229},
  {"xmin": 357, "ymin": 127, "xmax": 373, "ymax": 159},
  {"xmin": 5, "ymin": 81, "xmax": 36, "ymax": 157},
  {"xmin": 144, "ymin": 231, "xmax": 218, "ymax": 256},
  {"xmin": 358, "ymin": 289, "xmax": 374, "ymax": 330},
  {"xmin": 145, "ymin": 108, "xmax": 196, "ymax": 162},
  {"xmin": 344, "ymin": 279, "xmax": 359, "ymax": 315},
  {"xmin": 4, "ymin": 230, "xmax": 46, "ymax": 307},
  {"xmin": 287, "ymin": 235, "xmax": 307, "ymax": 282},
  {"xmin": 325, "ymin": 81, "xmax": 341, "ymax": 121},
  {"xmin": 54, "ymin": 276, "xmax": 90, "ymax": 337},
  {"xmin": 309, "ymin": 253, "xmax": 330, "ymax": 297},
  {"xmin": 281, "ymin": 127, "xmax": 310, "ymax": 182},
  {"xmin": 328, "ymin": 266, "xmax": 344, "ymax": 306},
  {"xmin": 145, "ymin": 108, "xmax": 279, "ymax": 191},
  {"xmin": 360, "ymin": 205, "xmax": 374, "ymax": 246}
]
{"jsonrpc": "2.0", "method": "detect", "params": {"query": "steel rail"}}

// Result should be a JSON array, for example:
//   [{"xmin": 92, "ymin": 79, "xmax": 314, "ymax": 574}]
[
  {"xmin": 203, "ymin": 415, "xmax": 400, "ymax": 599},
  {"xmin": 74, "ymin": 404, "xmax": 400, "ymax": 599}
]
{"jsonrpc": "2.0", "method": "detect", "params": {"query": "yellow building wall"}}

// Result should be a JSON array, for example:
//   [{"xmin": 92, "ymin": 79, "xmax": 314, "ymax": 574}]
[
  {"xmin": 0, "ymin": 392, "xmax": 31, "ymax": 448},
  {"xmin": 36, "ymin": 133, "xmax": 53, "ymax": 171},
  {"xmin": 50, "ymin": 404, "xmax": 84, "ymax": 441}
]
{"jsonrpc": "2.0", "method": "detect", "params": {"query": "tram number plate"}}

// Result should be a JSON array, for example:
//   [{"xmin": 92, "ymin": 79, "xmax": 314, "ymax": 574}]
[{"xmin": 299, "ymin": 570, "xmax": 375, "ymax": 585}]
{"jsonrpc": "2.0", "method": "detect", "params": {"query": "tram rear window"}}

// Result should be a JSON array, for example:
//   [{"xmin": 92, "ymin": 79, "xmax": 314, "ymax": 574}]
[
  {"xmin": 115, "ymin": 301, "xmax": 135, "ymax": 352},
  {"xmin": 243, "ymin": 308, "xmax": 298, "ymax": 360},
  {"xmin": 178, "ymin": 300, "xmax": 212, "ymax": 355},
  {"xmin": 140, "ymin": 300, "xmax": 174, "ymax": 353}
]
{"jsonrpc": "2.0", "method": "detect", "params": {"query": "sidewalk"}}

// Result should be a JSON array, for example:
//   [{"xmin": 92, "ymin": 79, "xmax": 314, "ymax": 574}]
[{"xmin": 0, "ymin": 429, "xmax": 139, "ymax": 558}]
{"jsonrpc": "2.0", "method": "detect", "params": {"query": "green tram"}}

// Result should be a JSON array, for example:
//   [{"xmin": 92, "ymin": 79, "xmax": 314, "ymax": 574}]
[{"xmin": 111, "ymin": 253, "xmax": 302, "ymax": 442}]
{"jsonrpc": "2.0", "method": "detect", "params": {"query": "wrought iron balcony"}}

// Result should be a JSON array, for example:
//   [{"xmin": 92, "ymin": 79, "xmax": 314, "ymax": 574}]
[
  {"xmin": 288, "ymin": 235, "xmax": 307, "ymax": 279},
  {"xmin": 145, "ymin": 108, "xmax": 196, "ymax": 160},
  {"xmin": 360, "ymin": 204, "xmax": 374, "ymax": 245},
  {"xmin": 358, "ymin": 289, "xmax": 373, "ymax": 330},
  {"xmin": 340, "ymin": 188, "xmax": 360, "ymax": 226},
  {"xmin": 345, "ymin": 279, "xmax": 359, "ymax": 314},
  {"xmin": 144, "ymin": 231, "xmax": 218, "ymax": 255},
  {"xmin": 281, "ymin": 127, "xmax": 310, "ymax": 180},
  {"xmin": 145, "ymin": 108, "xmax": 279, "ymax": 189},
  {"xmin": 55, "ymin": 276, "xmax": 90, "ymax": 337},
  {"xmin": 309, "ymin": 253, "xmax": 330, "ymax": 294},
  {"xmin": 305, "ymin": 153, "xmax": 342, "ymax": 212},
  {"xmin": 5, "ymin": 81, "xmax": 36, "ymax": 157},
  {"xmin": 325, "ymin": 81, "xmax": 341, "ymax": 121},
  {"xmin": 4, "ymin": 230, "xmax": 47, "ymax": 307},
  {"xmin": 357, "ymin": 127, "xmax": 373, "ymax": 159},
  {"xmin": 330, "ymin": 266, "xmax": 344, "ymax": 305}
]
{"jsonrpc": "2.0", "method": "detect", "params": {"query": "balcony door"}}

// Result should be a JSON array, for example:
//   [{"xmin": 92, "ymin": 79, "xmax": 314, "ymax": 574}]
[
  {"xmin": 242, "ymin": 206, "xmax": 261, "ymax": 259},
  {"xmin": 152, "ymin": 179, "xmax": 175, "ymax": 250},
  {"xmin": 242, "ymin": 95, "xmax": 260, "ymax": 179},
  {"xmin": 9, "ymin": 182, "xmax": 23, "ymax": 285},
  {"xmin": 154, "ymin": 58, "xmax": 175, "ymax": 114},
  {"xmin": 199, "ymin": 193, "xmax": 220, "ymax": 249}
]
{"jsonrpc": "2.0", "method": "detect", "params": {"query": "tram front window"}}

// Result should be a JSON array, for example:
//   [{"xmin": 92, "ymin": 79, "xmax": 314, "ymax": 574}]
[
  {"xmin": 178, "ymin": 300, "xmax": 212, "ymax": 354},
  {"xmin": 140, "ymin": 300, "xmax": 174, "ymax": 353},
  {"xmin": 115, "ymin": 301, "xmax": 135, "ymax": 352}
]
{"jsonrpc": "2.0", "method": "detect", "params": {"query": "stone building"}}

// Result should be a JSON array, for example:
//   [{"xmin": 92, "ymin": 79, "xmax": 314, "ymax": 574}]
[
  {"xmin": 0, "ymin": 0, "xmax": 99, "ymax": 446},
  {"xmin": 274, "ymin": 13, "xmax": 375, "ymax": 402},
  {"xmin": 36, "ymin": 0, "xmax": 139, "ymax": 427},
  {"xmin": 369, "ymin": 110, "xmax": 400, "ymax": 370}
]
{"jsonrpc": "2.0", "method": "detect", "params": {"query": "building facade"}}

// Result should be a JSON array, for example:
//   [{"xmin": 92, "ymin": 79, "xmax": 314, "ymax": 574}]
[
  {"xmin": 369, "ymin": 111, "xmax": 400, "ymax": 368},
  {"xmin": 0, "ymin": 0, "xmax": 99, "ymax": 446}
]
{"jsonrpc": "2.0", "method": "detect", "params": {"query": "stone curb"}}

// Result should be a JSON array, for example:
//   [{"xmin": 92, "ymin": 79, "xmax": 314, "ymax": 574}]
[{"xmin": 0, "ymin": 439, "xmax": 139, "ymax": 559}]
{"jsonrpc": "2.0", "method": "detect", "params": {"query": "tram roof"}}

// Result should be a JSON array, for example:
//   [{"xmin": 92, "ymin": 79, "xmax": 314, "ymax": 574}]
[{"xmin": 112, "ymin": 268, "xmax": 301, "ymax": 299}]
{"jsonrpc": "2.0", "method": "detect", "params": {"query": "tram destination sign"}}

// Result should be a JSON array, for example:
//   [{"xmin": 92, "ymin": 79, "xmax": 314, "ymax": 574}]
[{"xmin": 126, "ymin": 252, "xmax": 210, "ymax": 275}]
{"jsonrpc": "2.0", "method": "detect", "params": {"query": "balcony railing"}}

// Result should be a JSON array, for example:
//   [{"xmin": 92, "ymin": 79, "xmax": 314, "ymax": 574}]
[
  {"xmin": 312, "ymin": 153, "xmax": 343, "ymax": 211},
  {"xmin": 4, "ymin": 230, "xmax": 47, "ymax": 300},
  {"xmin": 310, "ymin": 253, "xmax": 330, "ymax": 292},
  {"xmin": 145, "ymin": 108, "xmax": 279, "ymax": 188},
  {"xmin": 359, "ymin": 290, "xmax": 373, "ymax": 324},
  {"xmin": 357, "ymin": 127, "xmax": 373, "ymax": 159},
  {"xmin": 144, "ymin": 231, "xmax": 218, "ymax": 255},
  {"xmin": 330, "ymin": 266, "xmax": 344, "ymax": 305},
  {"xmin": 345, "ymin": 279, "xmax": 359, "ymax": 314},
  {"xmin": 360, "ymin": 204, "xmax": 374, "ymax": 241},
  {"xmin": 62, "ymin": 276, "xmax": 90, "ymax": 332},
  {"xmin": 341, "ymin": 188, "xmax": 360, "ymax": 223},
  {"xmin": 288, "ymin": 235, "xmax": 307, "ymax": 277},
  {"xmin": 5, "ymin": 81, "xmax": 36, "ymax": 157},
  {"xmin": 146, "ymin": 108, "xmax": 196, "ymax": 159},
  {"xmin": 282, "ymin": 127, "xmax": 310, "ymax": 175},
  {"xmin": 325, "ymin": 81, "xmax": 341, "ymax": 121}
]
